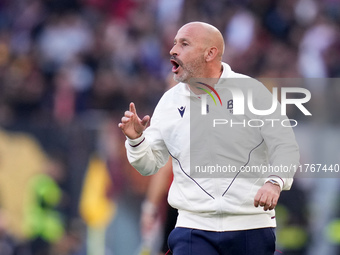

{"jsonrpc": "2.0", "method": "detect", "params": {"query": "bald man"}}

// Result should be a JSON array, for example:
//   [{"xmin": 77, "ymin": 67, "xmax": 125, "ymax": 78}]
[
  {"xmin": 170, "ymin": 22, "xmax": 225, "ymax": 84},
  {"xmin": 119, "ymin": 22, "xmax": 299, "ymax": 255}
]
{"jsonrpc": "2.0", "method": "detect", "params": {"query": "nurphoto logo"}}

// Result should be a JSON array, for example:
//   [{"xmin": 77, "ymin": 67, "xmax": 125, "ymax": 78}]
[
  {"xmin": 199, "ymin": 84, "xmax": 311, "ymax": 117},
  {"xmin": 193, "ymin": 79, "xmax": 312, "ymax": 128}
]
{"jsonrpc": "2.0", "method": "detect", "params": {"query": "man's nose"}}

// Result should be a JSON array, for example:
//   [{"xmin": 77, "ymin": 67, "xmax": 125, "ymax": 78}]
[{"xmin": 170, "ymin": 44, "xmax": 178, "ymax": 56}]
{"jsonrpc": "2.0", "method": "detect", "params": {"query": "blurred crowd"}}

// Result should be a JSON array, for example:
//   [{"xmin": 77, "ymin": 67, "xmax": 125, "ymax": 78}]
[
  {"xmin": 0, "ymin": 0, "xmax": 340, "ymax": 255},
  {"xmin": 0, "ymin": 0, "xmax": 340, "ymax": 127}
]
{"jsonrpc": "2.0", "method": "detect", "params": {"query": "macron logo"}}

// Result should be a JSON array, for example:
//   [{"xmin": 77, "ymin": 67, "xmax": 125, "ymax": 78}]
[{"xmin": 178, "ymin": 106, "xmax": 186, "ymax": 118}]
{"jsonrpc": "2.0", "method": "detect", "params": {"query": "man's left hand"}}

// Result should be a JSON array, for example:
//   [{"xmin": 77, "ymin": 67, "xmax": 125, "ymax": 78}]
[{"xmin": 254, "ymin": 182, "xmax": 281, "ymax": 211}]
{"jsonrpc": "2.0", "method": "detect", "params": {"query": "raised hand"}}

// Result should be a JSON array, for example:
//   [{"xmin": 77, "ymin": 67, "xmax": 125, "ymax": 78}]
[{"xmin": 118, "ymin": 102, "xmax": 150, "ymax": 139}]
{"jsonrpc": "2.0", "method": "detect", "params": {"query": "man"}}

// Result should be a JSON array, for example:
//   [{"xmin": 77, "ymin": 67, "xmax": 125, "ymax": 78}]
[{"xmin": 118, "ymin": 22, "xmax": 299, "ymax": 255}]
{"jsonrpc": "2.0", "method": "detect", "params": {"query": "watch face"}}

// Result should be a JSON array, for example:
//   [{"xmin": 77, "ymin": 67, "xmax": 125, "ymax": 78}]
[{"xmin": 269, "ymin": 180, "xmax": 279, "ymax": 186}]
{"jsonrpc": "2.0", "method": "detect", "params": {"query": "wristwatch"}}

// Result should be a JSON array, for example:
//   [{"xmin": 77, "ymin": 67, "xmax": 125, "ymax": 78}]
[{"xmin": 266, "ymin": 179, "xmax": 280, "ymax": 187}]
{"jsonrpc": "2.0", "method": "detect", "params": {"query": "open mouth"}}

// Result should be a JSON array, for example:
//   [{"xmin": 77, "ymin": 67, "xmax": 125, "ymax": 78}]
[{"xmin": 170, "ymin": 58, "xmax": 180, "ymax": 73}]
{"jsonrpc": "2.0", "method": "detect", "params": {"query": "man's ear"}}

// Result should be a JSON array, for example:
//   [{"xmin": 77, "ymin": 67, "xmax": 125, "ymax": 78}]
[{"xmin": 205, "ymin": 46, "xmax": 218, "ymax": 62}]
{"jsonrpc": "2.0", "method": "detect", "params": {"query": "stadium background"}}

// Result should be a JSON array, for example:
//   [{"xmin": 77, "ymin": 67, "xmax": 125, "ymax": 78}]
[{"xmin": 0, "ymin": 0, "xmax": 339, "ymax": 254}]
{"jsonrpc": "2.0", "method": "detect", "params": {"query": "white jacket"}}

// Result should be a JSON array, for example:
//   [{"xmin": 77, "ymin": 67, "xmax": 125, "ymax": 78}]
[{"xmin": 126, "ymin": 62, "xmax": 299, "ymax": 231}]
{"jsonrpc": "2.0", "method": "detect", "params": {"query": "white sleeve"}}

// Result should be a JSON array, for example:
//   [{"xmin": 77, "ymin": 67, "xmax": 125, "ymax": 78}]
[
  {"xmin": 125, "ymin": 106, "xmax": 169, "ymax": 176},
  {"xmin": 255, "ymin": 83, "xmax": 300, "ymax": 190}
]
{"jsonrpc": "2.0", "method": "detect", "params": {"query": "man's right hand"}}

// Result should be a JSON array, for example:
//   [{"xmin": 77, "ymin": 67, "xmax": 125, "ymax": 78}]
[{"xmin": 118, "ymin": 102, "xmax": 150, "ymax": 139}]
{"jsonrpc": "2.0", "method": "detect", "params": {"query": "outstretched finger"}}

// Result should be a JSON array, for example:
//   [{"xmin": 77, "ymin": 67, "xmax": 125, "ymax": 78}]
[{"xmin": 129, "ymin": 102, "xmax": 137, "ymax": 115}]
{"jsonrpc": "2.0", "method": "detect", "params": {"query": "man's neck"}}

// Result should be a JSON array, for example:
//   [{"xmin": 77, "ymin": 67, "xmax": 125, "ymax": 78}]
[{"xmin": 186, "ymin": 63, "xmax": 223, "ymax": 95}]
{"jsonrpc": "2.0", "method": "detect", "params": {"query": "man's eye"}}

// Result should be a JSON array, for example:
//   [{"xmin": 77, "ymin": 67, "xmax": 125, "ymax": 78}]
[{"xmin": 182, "ymin": 43, "xmax": 188, "ymax": 46}]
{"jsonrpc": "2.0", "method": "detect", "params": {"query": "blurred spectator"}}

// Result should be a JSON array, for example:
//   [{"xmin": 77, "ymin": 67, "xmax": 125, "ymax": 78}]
[
  {"xmin": 23, "ymin": 156, "xmax": 67, "ymax": 255},
  {"xmin": 38, "ymin": 13, "xmax": 93, "ymax": 70},
  {"xmin": 298, "ymin": 16, "xmax": 337, "ymax": 79}
]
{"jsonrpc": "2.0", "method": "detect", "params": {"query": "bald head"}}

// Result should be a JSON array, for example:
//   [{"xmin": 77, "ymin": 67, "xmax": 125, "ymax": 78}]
[
  {"xmin": 178, "ymin": 22, "xmax": 225, "ymax": 60},
  {"xmin": 169, "ymin": 22, "xmax": 225, "ymax": 82}
]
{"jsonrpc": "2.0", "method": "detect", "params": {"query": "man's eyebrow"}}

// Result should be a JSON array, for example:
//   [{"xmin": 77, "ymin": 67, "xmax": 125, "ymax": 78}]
[{"xmin": 174, "ymin": 38, "xmax": 191, "ymax": 44}]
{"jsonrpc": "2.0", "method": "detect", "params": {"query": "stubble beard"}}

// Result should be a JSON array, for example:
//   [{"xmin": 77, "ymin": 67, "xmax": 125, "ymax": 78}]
[{"xmin": 173, "ymin": 55, "xmax": 205, "ymax": 83}]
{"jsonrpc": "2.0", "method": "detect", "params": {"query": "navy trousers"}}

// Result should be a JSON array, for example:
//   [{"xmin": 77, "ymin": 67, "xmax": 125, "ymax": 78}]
[{"xmin": 168, "ymin": 227, "xmax": 276, "ymax": 255}]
